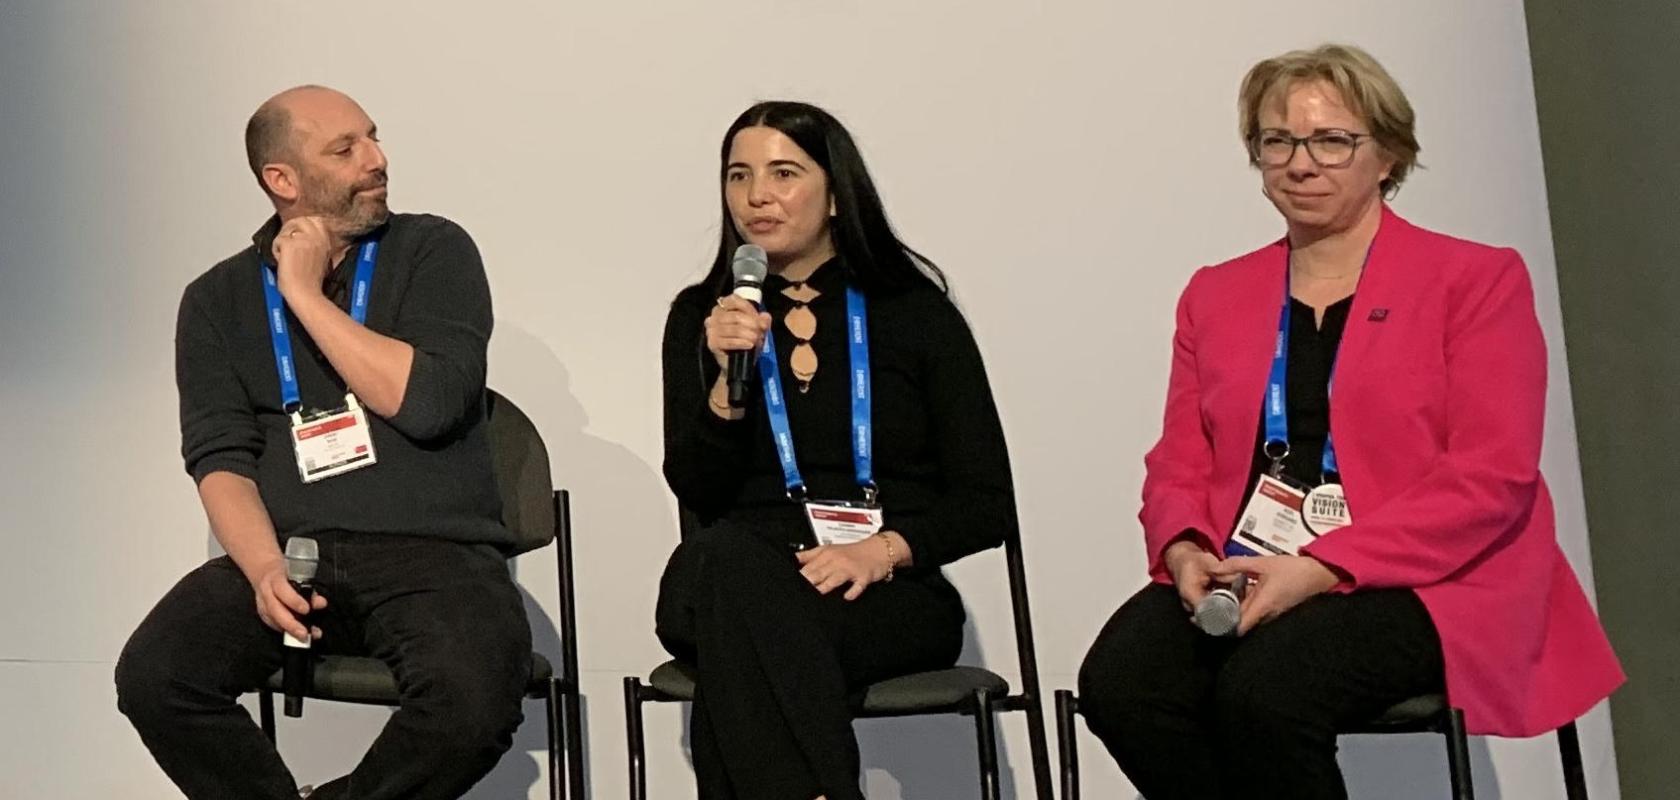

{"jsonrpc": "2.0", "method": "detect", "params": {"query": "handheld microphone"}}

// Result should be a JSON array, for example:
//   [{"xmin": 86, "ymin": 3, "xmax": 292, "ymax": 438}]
[
  {"xmin": 281, "ymin": 536, "xmax": 319, "ymax": 718},
  {"xmin": 1193, "ymin": 573, "xmax": 1249, "ymax": 637},
  {"xmin": 726, "ymin": 244, "xmax": 769, "ymax": 407}
]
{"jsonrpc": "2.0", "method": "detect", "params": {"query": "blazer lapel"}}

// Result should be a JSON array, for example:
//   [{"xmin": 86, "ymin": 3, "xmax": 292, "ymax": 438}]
[
  {"xmin": 1330, "ymin": 205, "xmax": 1410, "ymax": 498},
  {"xmin": 1216, "ymin": 240, "xmax": 1290, "ymax": 491}
]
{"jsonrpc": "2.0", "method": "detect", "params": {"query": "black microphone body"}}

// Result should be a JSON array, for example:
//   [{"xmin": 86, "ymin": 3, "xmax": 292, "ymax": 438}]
[
  {"xmin": 727, "ymin": 349, "xmax": 754, "ymax": 406},
  {"xmin": 725, "ymin": 244, "xmax": 769, "ymax": 407},
  {"xmin": 280, "ymin": 536, "xmax": 320, "ymax": 718},
  {"xmin": 282, "ymin": 580, "xmax": 315, "ymax": 717}
]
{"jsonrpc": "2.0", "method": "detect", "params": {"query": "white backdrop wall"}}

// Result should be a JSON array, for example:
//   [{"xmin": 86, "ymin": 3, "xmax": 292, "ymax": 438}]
[{"xmin": 0, "ymin": 1, "xmax": 1618, "ymax": 797}]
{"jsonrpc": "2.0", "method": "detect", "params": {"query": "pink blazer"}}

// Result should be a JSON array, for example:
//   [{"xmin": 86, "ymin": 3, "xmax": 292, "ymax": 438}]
[{"xmin": 1139, "ymin": 206, "xmax": 1623, "ymax": 736}]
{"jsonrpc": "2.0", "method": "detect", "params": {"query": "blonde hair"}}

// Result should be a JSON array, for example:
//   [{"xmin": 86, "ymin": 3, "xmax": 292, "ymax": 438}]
[{"xmin": 1238, "ymin": 44, "xmax": 1420, "ymax": 195}]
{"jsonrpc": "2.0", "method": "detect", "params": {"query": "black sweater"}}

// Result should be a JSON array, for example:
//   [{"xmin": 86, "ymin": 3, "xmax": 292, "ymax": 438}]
[
  {"xmin": 661, "ymin": 260, "xmax": 1016, "ymax": 569},
  {"xmin": 175, "ymin": 213, "xmax": 509, "ymax": 547}
]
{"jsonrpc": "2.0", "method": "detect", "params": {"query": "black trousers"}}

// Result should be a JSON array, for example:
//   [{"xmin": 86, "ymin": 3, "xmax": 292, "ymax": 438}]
[
  {"xmin": 115, "ymin": 533, "xmax": 532, "ymax": 800},
  {"xmin": 655, "ymin": 521, "xmax": 966, "ymax": 800},
  {"xmin": 1077, "ymin": 582, "xmax": 1444, "ymax": 800}
]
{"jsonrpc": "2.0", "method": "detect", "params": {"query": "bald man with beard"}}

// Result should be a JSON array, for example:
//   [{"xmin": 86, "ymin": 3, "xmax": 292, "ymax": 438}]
[{"xmin": 115, "ymin": 86, "xmax": 530, "ymax": 800}]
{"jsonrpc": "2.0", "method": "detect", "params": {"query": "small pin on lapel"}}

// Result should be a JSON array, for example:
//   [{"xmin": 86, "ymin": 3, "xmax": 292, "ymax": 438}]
[{"xmin": 1368, "ymin": 308, "xmax": 1389, "ymax": 322}]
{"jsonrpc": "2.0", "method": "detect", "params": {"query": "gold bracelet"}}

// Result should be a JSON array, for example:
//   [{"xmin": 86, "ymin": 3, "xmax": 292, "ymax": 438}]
[{"xmin": 876, "ymin": 532, "xmax": 896, "ymax": 582}]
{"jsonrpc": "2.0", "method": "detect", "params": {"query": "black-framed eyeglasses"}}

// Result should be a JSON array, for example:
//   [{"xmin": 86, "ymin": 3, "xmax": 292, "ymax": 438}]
[{"xmin": 1250, "ymin": 128, "xmax": 1373, "ymax": 167}]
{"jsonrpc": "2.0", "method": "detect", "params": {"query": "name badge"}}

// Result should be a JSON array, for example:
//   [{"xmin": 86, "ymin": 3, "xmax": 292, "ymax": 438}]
[
  {"xmin": 1231, "ymin": 474, "xmax": 1316, "ymax": 555},
  {"xmin": 804, "ymin": 500, "xmax": 883, "ymax": 546},
  {"xmin": 1232, "ymin": 474, "xmax": 1357, "ymax": 555},
  {"xmin": 290, "ymin": 393, "xmax": 378, "ymax": 484}
]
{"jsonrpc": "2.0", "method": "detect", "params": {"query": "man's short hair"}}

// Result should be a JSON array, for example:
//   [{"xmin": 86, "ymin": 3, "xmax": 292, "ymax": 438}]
[{"xmin": 244, "ymin": 102, "xmax": 294, "ymax": 195}]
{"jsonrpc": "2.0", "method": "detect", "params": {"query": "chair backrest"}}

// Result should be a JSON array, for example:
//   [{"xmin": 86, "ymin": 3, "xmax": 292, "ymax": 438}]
[
  {"xmin": 485, "ymin": 389, "xmax": 583, "ymax": 697},
  {"xmin": 1001, "ymin": 526, "xmax": 1045, "ymax": 702},
  {"xmin": 677, "ymin": 505, "xmax": 702, "ymax": 542},
  {"xmin": 486, "ymin": 390, "xmax": 556, "ymax": 556},
  {"xmin": 1001, "ymin": 525, "xmax": 1056, "ymax": 800}
]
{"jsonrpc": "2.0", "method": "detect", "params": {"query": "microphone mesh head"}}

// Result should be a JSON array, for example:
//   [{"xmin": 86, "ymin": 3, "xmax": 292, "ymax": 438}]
[
  {"xmin": 284, "ymin": 537, "xmax": 319, "ymax": 582},
  {"xmin": 1194, "ymin": 591, "xmax": 1241, "ymax": 637},
  {"xmin": 731, "ymin": 244, "xmax": 768, "ymax": 284}
]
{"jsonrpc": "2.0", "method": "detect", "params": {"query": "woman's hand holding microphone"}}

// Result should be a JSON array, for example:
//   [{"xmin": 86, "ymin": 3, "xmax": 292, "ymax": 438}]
[{"xmin": 703, "ymin": 295, "xmax": 771, "ymax": 419}]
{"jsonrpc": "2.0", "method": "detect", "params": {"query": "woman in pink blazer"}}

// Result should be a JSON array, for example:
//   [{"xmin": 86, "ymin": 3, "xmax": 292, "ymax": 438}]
[{"xmin": 1076, "ymin": 44, "xmax": 1623, "ymax": 799}]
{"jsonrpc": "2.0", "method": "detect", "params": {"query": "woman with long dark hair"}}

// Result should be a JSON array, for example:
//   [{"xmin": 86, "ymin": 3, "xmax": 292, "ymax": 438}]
[{"xmin": 655, "ymin": 101, "xmax": 1017, "ymax": 799}]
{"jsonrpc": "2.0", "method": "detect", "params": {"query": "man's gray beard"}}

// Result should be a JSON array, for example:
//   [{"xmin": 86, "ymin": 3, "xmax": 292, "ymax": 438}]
[
  {"xmin": 298, "ymin": 177, "xmax": 389, "ymax": 241},
  {"xmin": 333, "ymin": 199, "xmax": 390, "ymax": 240}
]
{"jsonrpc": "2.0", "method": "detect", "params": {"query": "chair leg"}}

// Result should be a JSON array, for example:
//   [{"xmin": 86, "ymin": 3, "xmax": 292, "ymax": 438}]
[
  {"xmin": 972, "ymin": 690, "xmax": 1000, "ymax": 800},
  {"xmin": 545, "ymin": 682, "xmax": 565, "ymax": 800},
  {"xmin": 258, "ymin": 689, "xmax": 277, "ymax": 743},
  {"xmin": 624, "ymin": 677, "xmax": 648, "ymax": 800},
  {"xmin": 1557, "ymin": 721, "xmax": 1588, "ymax": 800},
  {"xmin": 1022, "ymin": 692, "xmax": 1055, "ymax": 800},
  {"xmin": 1054, "ymin": 690, "xmax": 1080, "ymax": 800},
  {"xmin": 560, "ymin": 679, "xmax": 587, "ymax": 800},
  {"xmin": 547, "ymin": 689, "xmax": 567, "ymax": 800},
  {"xmin": 1443, "ymin": 708, "xmax": 1475, "ymax": 800}
]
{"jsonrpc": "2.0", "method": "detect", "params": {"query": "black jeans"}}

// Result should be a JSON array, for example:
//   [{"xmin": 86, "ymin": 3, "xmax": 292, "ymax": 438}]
[
  {"xmin": 1077, "ymin": 583, "xmax": 1444, "ymax": 800},
  {"xmin": 115, "ymin": 533, "xmax": 532, "ymax": 800},
  {"xmin": 655, "ymin": 522, "xmax": 966, "ymax": 800}
]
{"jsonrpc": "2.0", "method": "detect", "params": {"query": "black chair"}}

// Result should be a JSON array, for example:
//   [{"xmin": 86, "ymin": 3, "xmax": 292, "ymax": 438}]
[
  {"xmin": 255, "ymin": 391, "xmax": 586, "ymax": 800},
  {"xmin": 1053, "ymin": 689, "xmax": 1589, "ymax": 800},
  {"xmin": 622, "ymin": 518, "xmax": 1055, "ymax": 800}
]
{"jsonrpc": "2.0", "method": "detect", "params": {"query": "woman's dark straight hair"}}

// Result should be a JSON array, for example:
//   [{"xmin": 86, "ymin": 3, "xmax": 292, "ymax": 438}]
[{"xmin": 695, "ymin": 101, "xmax": 946, "ymax": 298}]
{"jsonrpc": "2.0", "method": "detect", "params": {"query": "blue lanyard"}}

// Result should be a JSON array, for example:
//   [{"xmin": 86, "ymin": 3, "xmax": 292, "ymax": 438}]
[
  {"xmin": 1264, "ymin": 248, "xmax": 1372, "ymax": 481},
  {"xmin": 261, "ymin": 241, "xmax": 379, "ymax": 413},
  {"xmin": 758, "ymin": 286, "xmax": 875, "ymax": 503}
]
